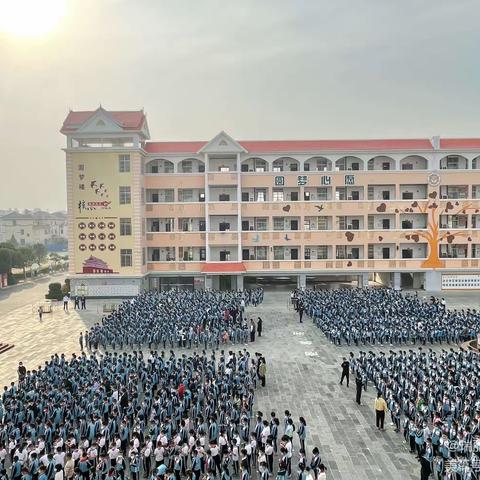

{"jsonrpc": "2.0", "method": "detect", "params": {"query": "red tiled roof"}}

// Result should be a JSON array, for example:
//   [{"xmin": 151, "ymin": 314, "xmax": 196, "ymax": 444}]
[
  {"xmin": 61, "ymin": 109, "xmax": 145, "ymax": 133},
  {"xmin": 144, "ymin": 138, "xmax": 436, "ymax": 154},
  {"xmin": 440, "ymin": 139, "xmax": 480, "ymax": 149},
  {"xmin": 240, "ymin": 139, "xmax": 433, "ymax": 152},
  {"xmin": 144, "ymin": 141, "xmax": 207, "ymax": 153},
  {"xmin": 201, "ymin": 262, "xmax": 246, "ymax": 273}
]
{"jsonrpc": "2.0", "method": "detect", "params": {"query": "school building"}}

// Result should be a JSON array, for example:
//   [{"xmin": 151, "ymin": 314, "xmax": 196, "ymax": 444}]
[{"xmin": 61, "ymin": 107, "xmax": 480, "ymax": 296}]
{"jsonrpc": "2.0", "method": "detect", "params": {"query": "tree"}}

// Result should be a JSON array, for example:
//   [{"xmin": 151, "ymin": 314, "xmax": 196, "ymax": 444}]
[
  {"xmin": 32, "ymin": 243, "xmax": 47, "ymax": 263},
  {"xmin": 0, "ymin": 248, "xmax": 12, "ymax": 274},
  {"xmin": 15, "ymin": 246, "xmax": 35, "ymax": 279},
  {"xmin": 379, "ymin": 190, "xmax": 477, "ymax": 268}
]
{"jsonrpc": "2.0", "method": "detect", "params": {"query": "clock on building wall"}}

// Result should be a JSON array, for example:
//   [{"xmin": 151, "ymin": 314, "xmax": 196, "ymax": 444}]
[{"xmin": 428, "ymin": 172, "xmax": 441, "ymax": 187}]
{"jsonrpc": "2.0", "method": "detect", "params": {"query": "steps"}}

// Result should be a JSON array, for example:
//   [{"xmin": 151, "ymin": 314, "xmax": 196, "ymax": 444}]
[{"xmin": 0, "ymin": 343, "xmax": 14, "ymax": 355}]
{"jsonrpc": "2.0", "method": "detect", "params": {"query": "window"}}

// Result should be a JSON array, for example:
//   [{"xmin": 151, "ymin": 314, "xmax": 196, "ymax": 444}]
[
  {"xmin": 255, "ymin": 189, "xmax": 266, "ymax": 202},
  {"xmin": 273, "ymin": 218, "xmax": 284, "ymax": 230},
  {"xmin": 241, "ymin": 192, "xmax": 250, "ymax": 202},
  {"xmin": 20, "ymin": 229, "xmax": 24, "ymax": 235},
  {"xmin": 273, "ymin": 246, "xmax": 284, "ymax": 260},
  {"xmin": 317, "ymin": 246, "xmax": 328, "ymax": 259},
  {"xmin": 256, "ymin": 246, "xmax": 268, "ymax": 260},
  {"xmin": 304, "ymin": 219, "xmax": 311, "ymax": 230},
  {"xmin": 256, "ymin": 218, "xmax": 267, "ymax": 231},
  {"xmin": 180, "ymin": 189, "xmax": 193, "ymax": 202},
  {"xmin": 200, "ymin": 248, "xmax": 206, "ymax": 261},
  {"xmin": 120, "ymin": 218, "xmax": 132, "ymax": 236},
  {"xmin": 382, "ymin": 162, "xmax": 390, "ymax": 170},
  {"xmin": 218, "ymin": 193, "xmax": 230, "ymax": 201},
  {"xmin": 317, "ymin": 188, "xmax": 329, "ymax": 201},
  {"xmin": 318, "ymin": 217, "xmax": 329, "ymax": 230},
  {"xmin": 401, "ymin": 163, "xmax": 413, "ymax": 170},
  {"xmin": 120, "ymin": 249, "xmax": 133, "ymax": 267},
  {"xmin": 119, "ymin": 154, "xmax": 130, "ymax": 172},
  {"xmin": 304, "ymin": 248, "xmax": 311, "ymax": 260},
  {"xmin": 273, "ymin": 189, "xmax": 284, "ymax": 202},
  {"xmin": 119, "ymin": 186, "xmax": 131, "ymax": 204},
  {"xmin": 290, "ymin": 191, "xmax": 299, "ymax": 201}
]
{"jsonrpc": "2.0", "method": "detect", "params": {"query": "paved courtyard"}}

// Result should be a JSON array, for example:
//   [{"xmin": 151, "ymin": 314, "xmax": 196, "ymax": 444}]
[{"xmin": 1, "ymin": 283, "xmax": 480, "ymax": 479}]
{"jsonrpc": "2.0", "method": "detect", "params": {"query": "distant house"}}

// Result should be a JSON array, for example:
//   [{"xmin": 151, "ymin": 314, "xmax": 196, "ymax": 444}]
[{"xmin": 0, "ymin": 210, "xmax": 68, "ymax": 248}]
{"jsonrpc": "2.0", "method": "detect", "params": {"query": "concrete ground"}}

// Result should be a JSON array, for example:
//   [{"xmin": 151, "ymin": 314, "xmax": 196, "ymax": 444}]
[{"xmin": 0, "ymin": 283, "xmax": 479, "ymax": 479}]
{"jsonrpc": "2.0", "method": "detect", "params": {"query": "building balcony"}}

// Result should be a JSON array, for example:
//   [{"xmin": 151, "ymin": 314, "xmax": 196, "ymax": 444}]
[
  {"xmin": 145, "ymin": 232, "xmax": 205, "ymax": 247},
  {"xmin": 207, "ymin": 172, "xmax": 238, "ymax": 186},
  {"xmin": 144, "ymin": 175, "xmax": 204, "ymax": 189},
  {"xmin": 208, "ymin": 201, "xmax": 238, "ymax": 214},
  {"xmin": 208, "ymin": 232, "xmax": 239, "ymax": 246},
  {"xmin": 145, "ymin": 203, "xmax": 206, "ymax": 217}
]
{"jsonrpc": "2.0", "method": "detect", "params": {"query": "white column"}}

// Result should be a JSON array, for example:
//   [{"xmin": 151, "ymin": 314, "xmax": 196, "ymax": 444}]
[
  {"xmin": 204, "ymin": 153, "xmax": 210, "ymax": 261},
  {"xmin": 237, "ymin": 153, "xmax": 242, "ymax": 261},
  {"xmin": 236, "ymin": 274, "xmax": 244, "ymax": 291},
  {"xmin": 393, "ymin": 272, "xmax": 401, "ymax": 290},
  {"xmin": 298, "ymin": 273, "xmax": 307, "ymax": 289}
]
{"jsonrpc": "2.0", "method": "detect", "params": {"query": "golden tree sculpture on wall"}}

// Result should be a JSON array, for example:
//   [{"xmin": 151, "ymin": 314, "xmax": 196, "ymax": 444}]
[{"xmin": 377, "ymin": 190, "xmax": 477, "ymax": 268}]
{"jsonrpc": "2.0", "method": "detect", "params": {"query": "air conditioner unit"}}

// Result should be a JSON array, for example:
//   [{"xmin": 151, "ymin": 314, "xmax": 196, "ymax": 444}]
[
  {"xmin": 347, "ymin": 196, "xmax": 353, "ymax": 200},
  {"xmin": 441, "ymin": 195, "xmax": 448, "ymax": 199},
  {"xmin": 249, "ymin": 169, "xmax": 254, "ymax": 172},
  {"xmin": 347, "ymin": 167, "xmax": 352, "ymax": 171},
  {"xmin": 347, "ymin": 224, "xmax": 353, "ymax": 230}
]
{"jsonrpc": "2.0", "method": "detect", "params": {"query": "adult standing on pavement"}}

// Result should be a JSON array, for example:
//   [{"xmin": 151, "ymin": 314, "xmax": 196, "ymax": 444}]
[
  {"xmin": 258, "ymin": 358, "xmax": 266, "ymax": 387},
  {"xmin": 63, "ymin": 294, "xmax": 69, "ymax": 312},
  {"xmin": 340, "ymin": 357, "xmax": 350, "ymax": 387},
  {"xmin": 257, "ymin": 317, "xmax": 263, "ymax": 337},
  {"xmin": 374, "ymin": 392, "xmax": 388, "ymax": 430},
  {"xmin": 355, "ymin": 373, "xmax": 363, "ymax": 405}
]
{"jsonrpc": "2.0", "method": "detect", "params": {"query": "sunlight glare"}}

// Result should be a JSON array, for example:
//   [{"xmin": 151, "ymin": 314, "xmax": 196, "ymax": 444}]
[{"xmin": 0, "ymin": 0, "xmax": 66, "ymax": 37}]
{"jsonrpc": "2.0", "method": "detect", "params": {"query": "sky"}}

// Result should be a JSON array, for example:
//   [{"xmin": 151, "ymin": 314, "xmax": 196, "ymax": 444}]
[{"xmin": 0, "ymin": 0, "xmax": 479, "ymax": 211}]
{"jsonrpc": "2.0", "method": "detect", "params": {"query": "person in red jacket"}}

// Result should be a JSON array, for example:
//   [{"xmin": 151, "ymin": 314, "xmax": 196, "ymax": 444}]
[{"xmin": 178, "ymin": 382, "xmax": 185, "ymax": 399}]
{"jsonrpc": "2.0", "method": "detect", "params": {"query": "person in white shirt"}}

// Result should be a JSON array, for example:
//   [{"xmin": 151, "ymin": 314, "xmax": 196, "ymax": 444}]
[
  {"xmin": 154, "ymin": 442, "xmax": 164, "ymax": 468},
  {"xmin": 53, "ymin": 448, "xmax": 66, "ymax": 467},
  {"xmin": 261, "ymin": 422, "xmax": 270, "ymax": 445}
]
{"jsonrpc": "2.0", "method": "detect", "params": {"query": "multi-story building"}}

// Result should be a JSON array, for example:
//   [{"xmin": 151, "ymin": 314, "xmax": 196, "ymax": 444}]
[
  {"xmin": 61, "ymin": 107, "xmax": 480, "ymax": 296},
  {"xmin": 0, "ymin": 210, "xmax": 68, "ymax": 248}
]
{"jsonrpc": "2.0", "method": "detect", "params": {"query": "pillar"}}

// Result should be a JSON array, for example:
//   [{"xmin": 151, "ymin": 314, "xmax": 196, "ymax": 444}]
[
  {"xmin": 205, "ymin": 275, "xmax": 213, "ymax": 290},
  {"xmin": 357, "ymin": 273, "xmax": 368, "ymax": 288},
  {"xmin": 298, "ymin": 274, "xmax": 307, "ymax": 289},
  {"xmin": 393, "ymin": 272, "xmax": 401, "ymax": 290},
  {"xmin": 425, "ymin": 271, "xmax": 442, "ymax": 292},
  {"xmin": 236, "ymin": 275, "xmax": 244, "ymax": 291}
]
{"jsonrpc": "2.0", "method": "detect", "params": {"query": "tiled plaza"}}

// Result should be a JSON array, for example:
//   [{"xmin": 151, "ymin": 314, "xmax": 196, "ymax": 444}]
[{"xmin": 1, "ymin": 281, "xmax": 480, "ymax": 479}]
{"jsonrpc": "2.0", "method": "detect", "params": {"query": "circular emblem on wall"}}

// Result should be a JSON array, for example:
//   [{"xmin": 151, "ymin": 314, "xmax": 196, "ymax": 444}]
[
  {"xmin": 79, "ymin": 233, "xmax": 86, "ymax": 240},
  {"xmin": 98, "ymin": 221, "xmax": 106, "ymax": 229},
  {"xmin": 108, "ymin": 233, "xmax": 116, "ymax": 240},
  {"xmin": 98, "ymin": 244, "xmax": 106, "ymax": 251},
  {"xmin": 89, "ymin": 244, "xmax": 97, "ymax": 251},
  {"xmin": 88, "ymin": 222, "xmax": 96, "ymax": 229},
  {"xmin": 98, "ymin": 233, "xmax": 106, "ymax": 240},
  {"xmin": 88, "ymin": 233, "xmax": 96, "ymax": 240},
  {"xmin": 428, "ymin": 172, "xmax": 441, "ymax": 187},
  {"xmin": 79, "ymin": 244, "xmax": 87, "ymax": 251},
  {"xmin": 78, "ymin": 222, "xmax": 86, "ymax": 230},
  {"xmin": 108, "ymin": 244, "xmax": 116, "ymax": 251},
  {"xmin": 108, "ymin": 222, "xmax": 115, "ymax": 229}
]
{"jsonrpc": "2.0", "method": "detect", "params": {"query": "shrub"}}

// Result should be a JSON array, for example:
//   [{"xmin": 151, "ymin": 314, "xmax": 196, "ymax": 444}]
[
  {"xmin": 62, "ymin": 278, "xmax": 71, "ymax": 295},
  {"xmin": 45, "ymin": 282, "xmax": 63, "ymax": 300}
]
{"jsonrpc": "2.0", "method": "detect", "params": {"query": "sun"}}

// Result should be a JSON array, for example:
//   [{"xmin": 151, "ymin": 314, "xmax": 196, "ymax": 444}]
[{"xmin": 0, "ymin": 0, "xmax": 66, "ymax": 37}]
